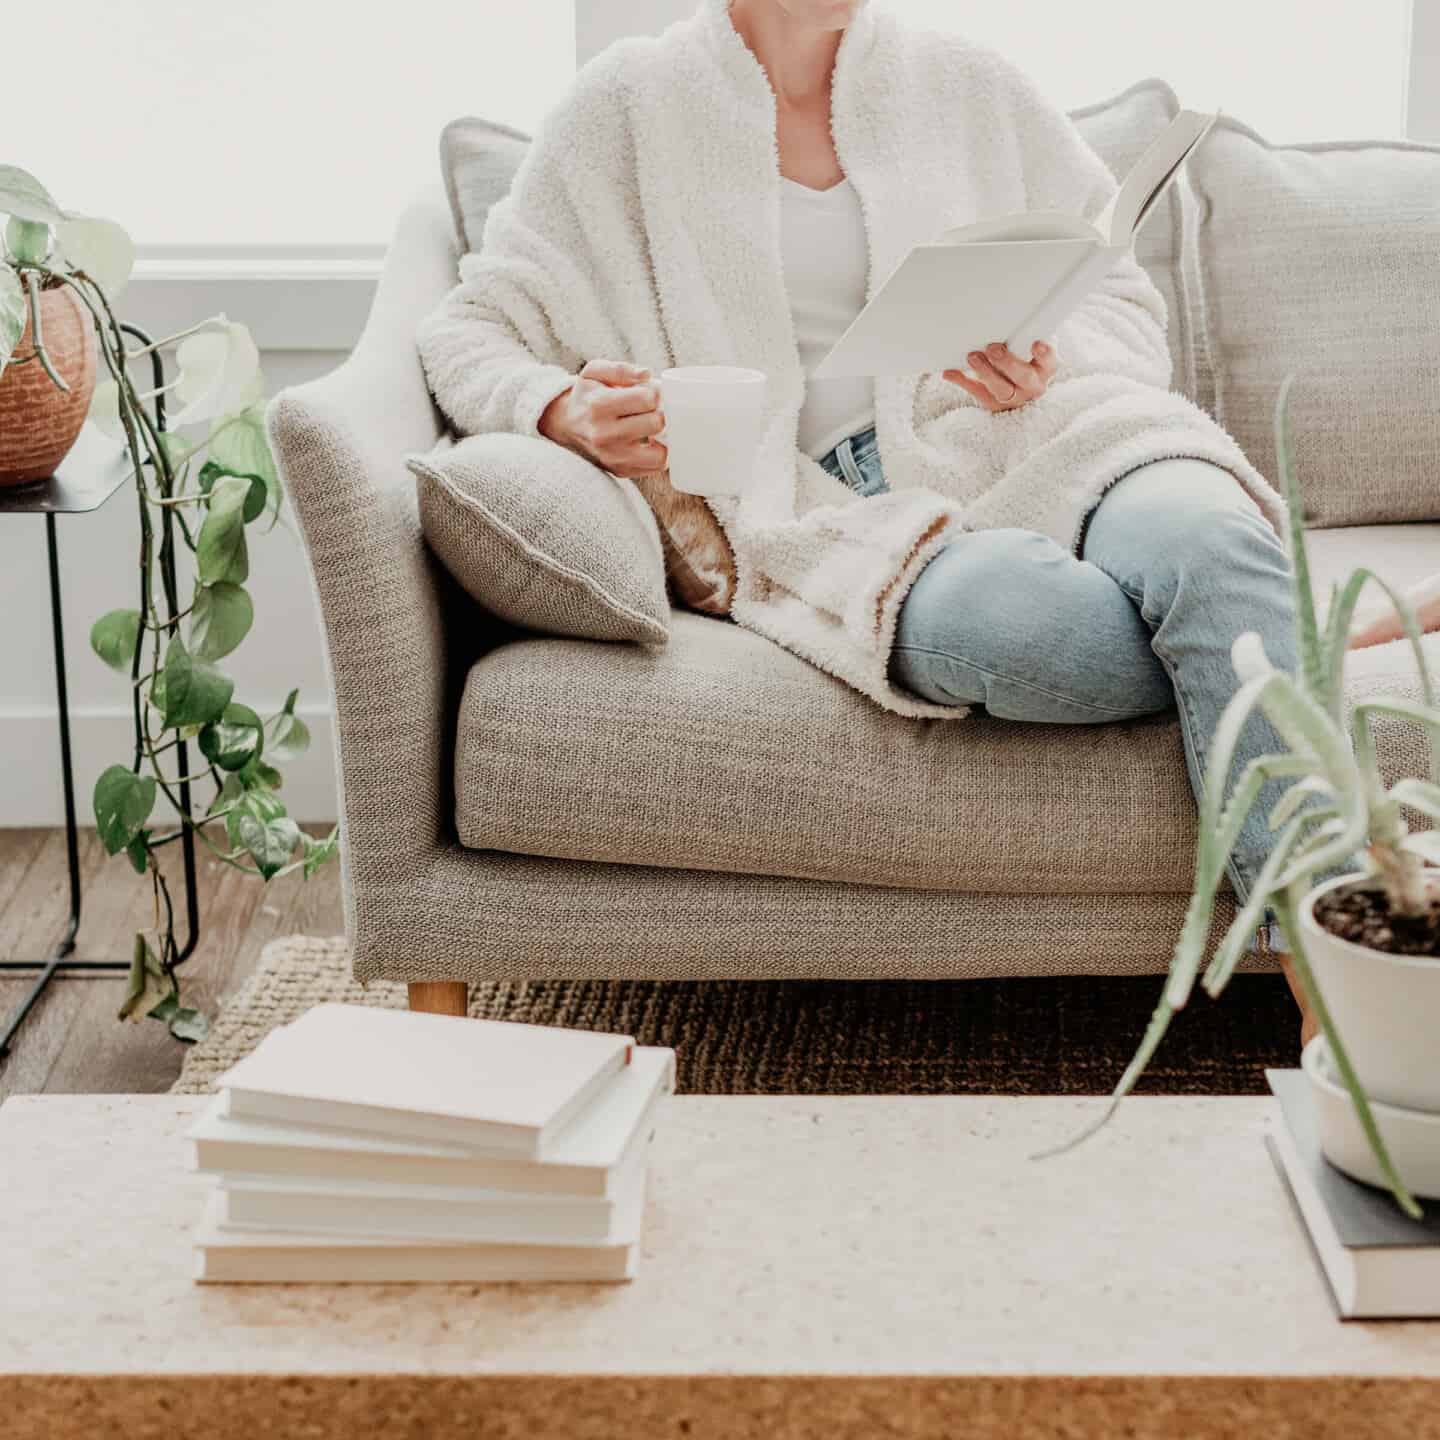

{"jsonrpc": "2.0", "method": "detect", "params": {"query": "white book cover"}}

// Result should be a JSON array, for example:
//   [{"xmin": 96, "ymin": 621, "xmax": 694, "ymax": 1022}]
[
  {"xmin": 189, "ymin": 1047, "xmax": 675, "ymax": 1198},
  {"xmin": 193, "ymin": 1194, "xmax": 638, "ymax": 1284},
  {"xmin": 213, "ymin": 1152, "xmax": 648, "ymax": 1246},
  {"xmin": 812, "ymin": 108, "xmax": 1218, "ymax": 378},
  {"xmin": 212, "ymin": 1003, "xmax": 634, "ymax": 1153}
]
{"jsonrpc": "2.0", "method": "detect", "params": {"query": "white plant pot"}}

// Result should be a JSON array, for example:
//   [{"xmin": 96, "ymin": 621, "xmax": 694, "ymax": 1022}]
[
  {"xmin": 1298, "ymin": 870, "xmax": 1440, "ymax": 1114},
  {"xmin": 1301, "ymin": 1035, "xmax": 1440, "ymax": 1199}
]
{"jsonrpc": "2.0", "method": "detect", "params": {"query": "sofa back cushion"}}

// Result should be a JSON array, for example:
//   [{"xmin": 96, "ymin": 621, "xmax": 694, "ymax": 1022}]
[
  {"xmin": 1189, "ymin": 117, "xmax": 1440, "ymax": 526},
  {"xmin": 439, "ymin": 76, "xmax": 1198, "ymax": 403}
]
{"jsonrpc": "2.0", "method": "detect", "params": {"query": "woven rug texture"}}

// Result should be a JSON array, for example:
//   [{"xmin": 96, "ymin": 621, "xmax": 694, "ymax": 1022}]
[{"xmin": 170, "ymin": 935, "xmax": 1302, "ymax": 1097}]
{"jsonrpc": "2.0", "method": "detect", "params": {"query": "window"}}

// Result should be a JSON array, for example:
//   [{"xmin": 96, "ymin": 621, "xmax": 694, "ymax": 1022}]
[
  {"xmin": 11, "ymin": 0, "xmax": 575, "ymax": 251},
  {"xmin": 892, "ymin": 0, "xmax": 1412, "ymax": 144}
]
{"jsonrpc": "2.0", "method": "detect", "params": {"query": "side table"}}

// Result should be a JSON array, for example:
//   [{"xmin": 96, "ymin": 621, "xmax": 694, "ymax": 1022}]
[{"xmin": 0, "ymin": 327, "xmax": 199, "ymax": 1060}]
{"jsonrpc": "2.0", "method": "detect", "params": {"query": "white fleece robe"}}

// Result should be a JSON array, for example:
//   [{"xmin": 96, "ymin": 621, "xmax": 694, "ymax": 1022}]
[{"xmin": 416, "ymin": 0, "xmax": 1286, "ymax": 721}]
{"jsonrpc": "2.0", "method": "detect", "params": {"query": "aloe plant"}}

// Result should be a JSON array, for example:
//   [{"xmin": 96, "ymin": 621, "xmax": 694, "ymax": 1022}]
[
  {"xmin": 1045, "ymin": 372, "xmax": 1440, "ymax": 1219},
  {"xmin": 1, "ymin": 165, "xmax": 337, "ymax": 1042}
]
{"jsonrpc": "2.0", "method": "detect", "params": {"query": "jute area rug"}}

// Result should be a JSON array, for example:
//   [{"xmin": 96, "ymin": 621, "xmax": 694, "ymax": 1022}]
[{"xmin": 171, "ymin": 935, "xmax": 1302, "ymax": 1097}]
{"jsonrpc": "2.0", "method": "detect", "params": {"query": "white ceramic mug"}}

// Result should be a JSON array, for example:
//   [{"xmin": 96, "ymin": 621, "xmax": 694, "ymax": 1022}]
[{"xmin": 656, "ymin": 366, "xmax": 767, "ymax": 498}]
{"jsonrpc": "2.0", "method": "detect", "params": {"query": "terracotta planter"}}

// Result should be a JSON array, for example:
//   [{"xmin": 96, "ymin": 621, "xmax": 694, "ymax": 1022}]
[{"xmin": 0, "ymin": 280, "xmax": 98, "ymax": 486}]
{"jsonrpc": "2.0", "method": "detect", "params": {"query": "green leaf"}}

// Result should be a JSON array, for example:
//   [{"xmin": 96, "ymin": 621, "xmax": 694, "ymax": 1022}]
[
  {"xmin": 161, "ymin": 637, "xmax": 233, "ymax": 730},
  {"xmin": 198, "ymin": 459, "xmax": 266, "ymax": 524},
  {"xmin": 224, "ymin": 786, "xmax": 286, "ymax": 851},
  {"xmin": 237, "ymin": 810, "xmax": 301, "ymax": 880},
  {"xmin": 208, "ymin": 771, "xmax": 244, "ymax": 818},
  {"xmin": 1273, "ymin": 374, "xmax": 1326, "ymax": 704},
  {"xmin": 207, "ymin": 402, "xmax": 282, "ymax": 529},
  {"xmin": 54, "ymin": 213, "xmax": 133, "ymax": 296},
  {"xmin": 89, "ymin": 609, "xmax": 142, "ymax": 674},
  {"xmin": 199, "ymin": 701, "xmax": 264, "ymax": 772},
  {"xmin": 0, "ymin": 265, "xmax": 24, "ymax": 375},
  {"xmin": 0, "ymin": 166, "xmax": 65, "ymax": 224},
  {"xmin": 118, "ymin": 932, "xmax": 176, "ymax": 1022},
  {"xmin": 302, "ymin": 824, "xmax": 339, "ymax": 880},
  {"xmin": 124, "ymin": 830, "xmax": 150, "ymax": 875},
  {"xmin": 188, "ymin": 581, "xmax": 253, "ymax": 661},
  {"xmin": 265, "ymin": 689, "xmax": 311, "ymax": 763},
  {"xmin": 195, "ymin": 474, "xmax": 250, "ymax": 585},
  {"xmin": 85, "ymin": 378, "xmax": 128, "ymax": 440},
  {"xmin": 5, "ymin": 216, "xmax": 50, "ymax": 265},
  {"xmin": 172, "ymin": 321, "xmax": 262, "ymax": 428},
  {"xmin": 166, "ymin": 1005, "xmax": 210, "ymax": 1044},
  {"xmin": 93, "ymin": 765, "xmax": 157, "ymax": 856}
]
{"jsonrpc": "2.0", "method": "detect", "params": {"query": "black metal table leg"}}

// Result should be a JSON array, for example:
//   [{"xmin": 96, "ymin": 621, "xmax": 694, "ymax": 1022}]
[{"xmin": 0, "ymin": 512, "xmax": 127, "ymax": 1061}]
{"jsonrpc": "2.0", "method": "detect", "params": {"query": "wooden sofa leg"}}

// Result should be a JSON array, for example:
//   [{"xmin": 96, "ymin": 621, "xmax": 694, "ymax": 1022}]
[{"xmin": 407, "ymin": 982, "xmax": 469, "ymax": 1016}]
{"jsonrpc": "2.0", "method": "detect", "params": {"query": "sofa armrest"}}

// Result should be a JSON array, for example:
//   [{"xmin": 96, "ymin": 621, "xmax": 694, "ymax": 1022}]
[{"xmin": 265, "ymin": 187, "xmax": 465, "ymax": 925}]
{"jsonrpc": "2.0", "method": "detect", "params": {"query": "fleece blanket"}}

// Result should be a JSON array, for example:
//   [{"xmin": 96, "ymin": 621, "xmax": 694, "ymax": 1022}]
[{"xmin": 416, "ymin": 0, "xmax": 1285, "ymax": 720}]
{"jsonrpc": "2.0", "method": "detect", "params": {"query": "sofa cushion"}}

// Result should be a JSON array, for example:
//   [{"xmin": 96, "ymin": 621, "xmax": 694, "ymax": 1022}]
[
  {"xmin": 455, "ymin": 526, "xmax": 1439, "ymax": 893},
  {"xmin": 1071, "ymin": 79, "xmax": 1195, "ymax": 402},
  {"xmin": 456, "ymin": 609, "xmax": 1205, "ymax": 895},
  {"xmin": 439, "ymin": 116, "xmax": 532, "ymax": 255},
  {"xmin": 408, "ymin": 431, "xmax": 670, "ymax": 645},
  {"xmin": 1189, "ymin": 119, "xmax": 1440, "ymax": 527}
]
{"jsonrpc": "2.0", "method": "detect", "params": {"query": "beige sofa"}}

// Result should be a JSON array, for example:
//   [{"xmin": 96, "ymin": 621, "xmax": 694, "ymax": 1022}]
[{"xmin": 266, "ymin": 80, "xmax": 1440, "ymax": 997}]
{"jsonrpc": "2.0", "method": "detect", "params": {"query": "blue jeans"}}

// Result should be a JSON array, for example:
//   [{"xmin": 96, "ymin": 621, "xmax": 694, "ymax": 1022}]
[{"xmin": 819, "ymin": 422, "xmax": 1336, "ymax": 954}]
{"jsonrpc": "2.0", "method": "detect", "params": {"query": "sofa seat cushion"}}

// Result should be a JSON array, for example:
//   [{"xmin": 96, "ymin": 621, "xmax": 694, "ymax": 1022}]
[
  {"xmin": 456, "ymin": 526, "xmax": 1440, "ymax": 895},
  {"xmin": 456, "ymin": 610, "xmax": 1207, "ymax": 895}
]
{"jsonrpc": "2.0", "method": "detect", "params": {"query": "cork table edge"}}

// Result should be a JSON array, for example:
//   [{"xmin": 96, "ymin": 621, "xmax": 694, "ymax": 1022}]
[{"xmin": 10, "ymin": 1374, "xmax": 1440, "ymax": 1440}]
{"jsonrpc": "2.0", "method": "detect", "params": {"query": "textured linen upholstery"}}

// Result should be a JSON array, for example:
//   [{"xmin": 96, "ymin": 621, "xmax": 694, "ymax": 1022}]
[
  {"xmin": 454, "ymin": 527, "xmax": 1439, "ymax": 897},
  {"xmin": 270, "ymin": 82, "xmax": 1439, "ymax": 987},
  {"xmin": 408, "ymin": 431, "xmax": 671, "ymax": 645},
  {"xmin": 1189, "ymin": 118, "xmax": 1440, "ymax": 526},
  {"xmin": 439, "ymin": 116, "xmax": 532, "ymax": 254},
  {"xmin": 456, "ymin": 611, "xmax": 1204, "ymax": 894}
]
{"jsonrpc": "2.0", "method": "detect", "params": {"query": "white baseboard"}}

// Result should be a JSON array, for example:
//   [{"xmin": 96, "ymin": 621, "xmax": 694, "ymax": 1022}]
[{"xmin": 0, "ymin": 703, "xmax": 337, "ymax": 828}]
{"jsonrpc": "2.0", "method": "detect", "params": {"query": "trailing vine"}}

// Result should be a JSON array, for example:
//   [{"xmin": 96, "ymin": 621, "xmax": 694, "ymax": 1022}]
[{"xmin": 1, "ymin": 165, "xmax": 337, "ymax": 1042}]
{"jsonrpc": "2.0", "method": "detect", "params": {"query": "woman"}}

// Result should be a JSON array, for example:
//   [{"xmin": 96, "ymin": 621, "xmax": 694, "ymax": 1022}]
[{"xmin": 418, "ymin": 0, "xmax": 1329, "ymax": 1029}]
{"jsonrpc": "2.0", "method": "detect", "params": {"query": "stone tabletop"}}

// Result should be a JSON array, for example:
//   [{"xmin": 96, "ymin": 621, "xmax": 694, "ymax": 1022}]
[{"xmin": 3, "ymin": 1093, "xmax": 1438, "ymax": 1438}]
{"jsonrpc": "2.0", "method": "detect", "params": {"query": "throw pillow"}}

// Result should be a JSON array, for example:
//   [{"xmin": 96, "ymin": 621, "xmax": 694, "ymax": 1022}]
[
  {"xmin": 1070, "ymin": 78, "xmax": 1196, "ymax": 401},
  {"xmin": 407, "ymin": 431, "xmax": 671, "ymax": 645},
  {"xmin": 438, "ymin": 114, "xmax": 738, "ymax": 617},
  {"xmin": 1189, "ymin": 117, "xmax": 1440, "ymax": 526}
]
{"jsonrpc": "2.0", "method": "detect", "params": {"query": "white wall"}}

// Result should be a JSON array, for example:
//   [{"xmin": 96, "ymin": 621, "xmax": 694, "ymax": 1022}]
[{"xmin": 1, "ymin": 347, "xmax": 347, "ymax": 826}]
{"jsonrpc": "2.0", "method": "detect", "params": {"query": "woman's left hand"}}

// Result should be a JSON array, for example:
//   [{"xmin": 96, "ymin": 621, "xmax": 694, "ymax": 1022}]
[{"xmin": 943, "ymin": 340, "xmax": 1057, "ymax": 413}]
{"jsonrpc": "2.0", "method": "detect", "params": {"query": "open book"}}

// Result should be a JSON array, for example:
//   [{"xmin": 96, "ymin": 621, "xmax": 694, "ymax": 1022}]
[{"xmin": 812, "ymin": 109, "xmax": 1219, "ymax": 379}]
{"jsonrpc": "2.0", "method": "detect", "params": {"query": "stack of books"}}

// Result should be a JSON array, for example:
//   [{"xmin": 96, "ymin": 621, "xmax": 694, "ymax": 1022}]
[
  {"xmin": 185, "ymin": 1003, "xmax": 674, "ymax": 1283},
  {"xmin": 1267, "ymin": 1068, "xmax": 1440, "ymax": 1318}
]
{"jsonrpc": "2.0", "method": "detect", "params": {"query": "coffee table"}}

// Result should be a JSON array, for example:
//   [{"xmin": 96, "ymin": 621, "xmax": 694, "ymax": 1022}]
[{"xmin": 3, "ymin": 1093, "xmax": 1437, "ymax": 1438}]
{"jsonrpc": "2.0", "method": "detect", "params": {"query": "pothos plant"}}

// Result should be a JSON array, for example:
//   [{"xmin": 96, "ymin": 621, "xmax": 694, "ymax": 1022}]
[{"xmin": 0, "ymin": 166, "xmax": 337, "ymax": 1042}]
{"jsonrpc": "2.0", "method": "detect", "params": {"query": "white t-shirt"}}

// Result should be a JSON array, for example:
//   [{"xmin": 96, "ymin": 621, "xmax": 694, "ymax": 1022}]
[{"xmin": 778, "ymin": 174, "xmax": 876, "ymax": 461}]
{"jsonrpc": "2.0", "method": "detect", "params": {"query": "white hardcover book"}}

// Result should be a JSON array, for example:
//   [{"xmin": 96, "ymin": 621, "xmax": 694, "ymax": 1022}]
[
  {"xmin": 193, "ymin": 1195, "xmax": 639, "ymax": 1283},
  {"xmin": 812, "ymin": 108, "xmax": 1218, "ymax": 378},
  {"xmin": 214, "ymin": 1150, "xmax": 648, "ymax": 1245},
  {"xmin": 213, "ymin": 1003, "xmax": 634, "ymax": 1154},
  {"xmin": 190, "ymin": 1047, "xmax": 675, "ymax": 1198}
]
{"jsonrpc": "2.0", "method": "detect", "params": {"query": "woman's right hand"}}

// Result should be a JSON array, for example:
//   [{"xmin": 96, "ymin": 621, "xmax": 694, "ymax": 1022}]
[{"xmin": 538, "ymin": 357, "xmax": 669, "ymax": 479}]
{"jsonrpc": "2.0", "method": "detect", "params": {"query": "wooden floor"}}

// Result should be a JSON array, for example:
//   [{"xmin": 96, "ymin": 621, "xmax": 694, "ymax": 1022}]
[{"xmin": 0, "ymin": 826, "xmax": 342, "ymax": 1101}]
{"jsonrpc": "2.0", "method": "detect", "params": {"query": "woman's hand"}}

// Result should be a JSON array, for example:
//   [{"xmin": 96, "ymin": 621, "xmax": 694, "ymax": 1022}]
[
  {"xmin": 943, "ymin": 340, "xmax": 1058, "ymax": 414},
  {"xmin": 538, "ymin": 357, "xmax": 669, "ymax": 478}
]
